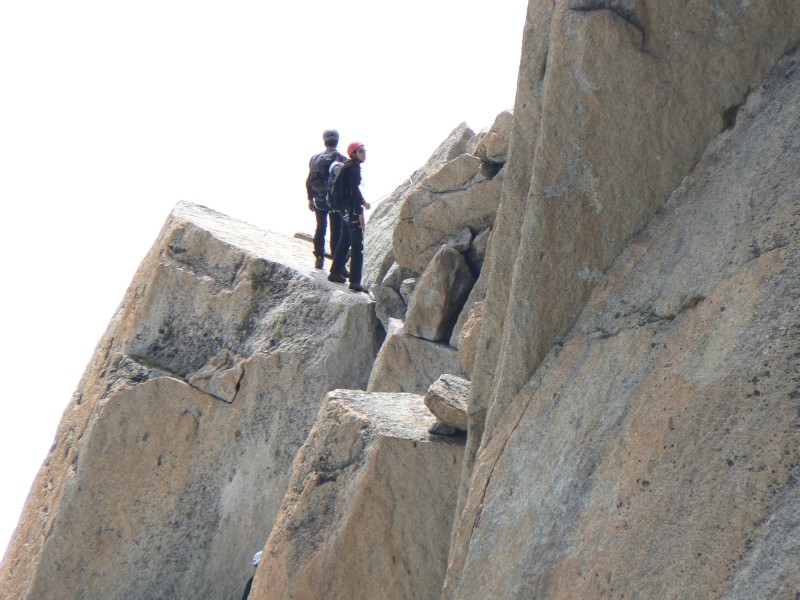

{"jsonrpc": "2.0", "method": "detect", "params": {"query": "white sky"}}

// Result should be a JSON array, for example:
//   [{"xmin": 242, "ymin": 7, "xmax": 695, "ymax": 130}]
[{"xmin": 0, "ymin": 0, "xmax": 528, "ymax": 556}]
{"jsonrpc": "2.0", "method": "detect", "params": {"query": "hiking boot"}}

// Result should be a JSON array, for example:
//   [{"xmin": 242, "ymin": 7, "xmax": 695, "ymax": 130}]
[
  {"xmin": 328, "ymin": 273, "xmax": 346, "ymax": 284},
  {"xmin": 314, "ymin": 256, "xmax": 324, "ymax": 269},
  {"xmin": 341, "ymin": 268, "xmax": 349, "ymax": 277},
  {"xmin": 348, "ymin": 282, "xmax": 365, "ymax": 292}
]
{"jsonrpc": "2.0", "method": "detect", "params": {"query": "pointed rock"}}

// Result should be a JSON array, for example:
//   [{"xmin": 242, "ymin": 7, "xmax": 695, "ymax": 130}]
[
  {"xmin": 251, "ymin": 389, "xmax": 464, "ymax": 600},
  {"xmin": 468, "ymin": 110, "xmax": 513, "ymax": 164},
  {"xmin": 405, "ymin": 246, "xmax": 475, "ymax": 343}
]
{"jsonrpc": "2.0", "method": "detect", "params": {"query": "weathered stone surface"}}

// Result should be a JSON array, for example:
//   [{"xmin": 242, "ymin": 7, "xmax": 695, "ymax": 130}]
[
  {"xmin": 368, "ymin": 319, "xmax": 467, "ymax": 395},
  {"xmin": 0, "ymin": 202, "xmax": 383, "ymax": 600},
  {"xmin": 464, "ymin": 0, "xmax": 800, "ymax": 541},
  {"xmin": 423, "ymin": 375, "xmax": 469, "ymax": 431},
  {"xmin": 449, "ymin": 249, "xmax": 490, "ymax": 350},
  {"xmin": 405, "ymin": 247, "xmax": 476, "ymax": 343},
  {"xmin": 441, "ymin": 227, "xmax": 472, "ymax": 253},
  {"xmin": 186, "ymin": 348, "xmax": 245, "ymax": 402},
  {"xmin": 373, "ymin": 284, "xmax": 407, "ymax": 331},
  {"xmin": 468, "ymin": 110, "xmax": 513, "ymax": 164},
  {"xmin": 456, "ymin": 300, "xmax": 483, "ymax": 374},
  {"xmin": 399, "ymin": 278, "xmax": 418, "ymax": 304},
  {"xmin": 250, "ymin": 389, "xmax": 464, "ymax": 600},
  {"xmin": 393, "ymin": 154, "xmax": 504, "ymax": 273},
  {"xmin": 363, "ymin": 123, "xmax": 474, "ymax": 288},
  {"xmin": 445, "ymin": 46, "xmax": 800, "ymax": 599}
]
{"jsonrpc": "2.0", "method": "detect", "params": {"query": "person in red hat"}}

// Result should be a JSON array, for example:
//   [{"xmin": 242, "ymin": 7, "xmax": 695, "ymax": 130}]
[{"xmin": 328, "ymin": 141, "xmax": 370, "ymax": 292}]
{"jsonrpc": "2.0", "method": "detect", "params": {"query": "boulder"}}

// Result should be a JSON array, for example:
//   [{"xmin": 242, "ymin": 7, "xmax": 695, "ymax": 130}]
[
  {"xmin": 423, "ymin": 374, "xmax": 469, "ymax": 431},
  {"xmin": 445, "ymin": 46, "xmax": 800, "ymax": 599},
  {"xmin": 362, "ymin": 123, "xmax": 475, "ymax": 288},
  {"xmin": 0, "ymin": 202, "xmax": 383, "ymax": 600},
  {"xmin": 405, "ymin": 246, "xmax": 475, "ymax": 343},
  {"xmin": 392, "ymin": 155, "xmax": 504, "ymax": 273},
  {"xmin": 368, "ymin": 319, "xmax": 467, "ymax": 395},
  {"xmin": 468, "ymin": 110, "xmax": 513, "ymax": 164},
  {"xmin": 251, "ymin": 389, "xmax": 464, "ymax": 600}
]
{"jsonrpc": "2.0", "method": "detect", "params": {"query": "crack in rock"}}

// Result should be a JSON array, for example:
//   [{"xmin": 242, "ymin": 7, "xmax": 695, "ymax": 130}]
[{"xmin": 569, "ymin": 0, "xmax": 649, "ymax": 52}]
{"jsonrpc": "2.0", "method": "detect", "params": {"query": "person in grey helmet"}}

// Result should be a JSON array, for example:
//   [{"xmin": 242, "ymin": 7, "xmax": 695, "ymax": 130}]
[{"xmin": 306, "ymin": 129, "xmax": 347, "ymax": 270}]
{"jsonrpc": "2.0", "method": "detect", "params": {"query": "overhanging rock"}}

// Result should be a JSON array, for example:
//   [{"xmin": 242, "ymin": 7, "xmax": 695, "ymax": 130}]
[{"xmin": 251, "ymin": 389, "xmax": 464, "ymax": 600}]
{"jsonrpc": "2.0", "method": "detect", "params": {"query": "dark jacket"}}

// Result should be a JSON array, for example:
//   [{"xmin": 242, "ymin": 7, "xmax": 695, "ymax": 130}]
[
  {"xmin": 306, "ymin": 147, "xmax": 346, "ymax": 203},
  {"xmin": 340, "ymin": 159, "xmax": 365, "ymax": 216}
]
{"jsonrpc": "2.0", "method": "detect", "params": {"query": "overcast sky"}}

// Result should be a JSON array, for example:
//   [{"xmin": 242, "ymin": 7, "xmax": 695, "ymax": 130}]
[{"xmin": 0, "ymin": 0, "xmax": 528, "ymax": 556}]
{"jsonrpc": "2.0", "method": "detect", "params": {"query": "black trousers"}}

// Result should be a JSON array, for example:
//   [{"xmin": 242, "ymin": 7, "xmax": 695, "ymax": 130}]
[
  {"xmin": 313, "ymin": 207, "xmax": 341, "ymax": 258},
  {"xmin": 330, "ymin": 215, "xmax": 363, "ymax": 284}
]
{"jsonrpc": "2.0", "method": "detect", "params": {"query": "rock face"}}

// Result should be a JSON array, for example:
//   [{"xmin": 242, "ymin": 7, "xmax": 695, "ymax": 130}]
[
  {"xmin": 0, "ymin": 203, "xmax": 383, "ymax": 600},
  {"xmin": 462, "ymin": 0, "xmax": 800, "ymax": 552},
  {"xmin": 470, "ymin": 0, "xmax": 800, "ymax": 440},
  {"xmin": 444, "ymin": 46, "xmax": 800, "ymax": 599},
  {"xmin": 250, "ymin": 389, "xmax": 464, "ymax": 600}
]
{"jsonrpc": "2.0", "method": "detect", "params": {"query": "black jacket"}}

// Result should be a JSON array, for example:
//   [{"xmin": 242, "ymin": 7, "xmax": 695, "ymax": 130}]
[{"xmin": 340, "ymin": 159, "xmax": 365, "ymax": 215}]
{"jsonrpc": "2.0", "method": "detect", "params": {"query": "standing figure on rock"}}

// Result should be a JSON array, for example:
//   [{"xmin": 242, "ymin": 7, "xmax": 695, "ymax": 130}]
[
  {"xmin": 328, "ymin": 141, "xmax": 370, "ymax": 292},
  {"xmin": 306, "ymin": 129, "xmax": 347, "ymax": 270}
]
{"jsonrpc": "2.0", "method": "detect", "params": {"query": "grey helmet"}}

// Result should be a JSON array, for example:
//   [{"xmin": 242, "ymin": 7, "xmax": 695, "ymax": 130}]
[{"xmin": 322, "ymin": 129, "xmax": 339, "ymax": 145}]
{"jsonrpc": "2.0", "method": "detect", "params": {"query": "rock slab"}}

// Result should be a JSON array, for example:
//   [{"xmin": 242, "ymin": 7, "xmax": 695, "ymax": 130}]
[
  {"xmin": 251, "ymin": 389, "xmax": 464, "ymax": 600},
  {"xmin": 0, "ymin": 202, "xmax": 383, "ymax": 600},
  {"xmin": 444, "ymin": 47, "xmax": 800, "ymax": 599}
]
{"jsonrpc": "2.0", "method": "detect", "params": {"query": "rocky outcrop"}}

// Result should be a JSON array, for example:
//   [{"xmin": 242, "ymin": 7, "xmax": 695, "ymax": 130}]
[
  {"xmin": 467, "ymin": 110, "xmax": 513, "ymax": 164},
  {"xmin": 445, "ymin": 45, "xmax": 800, "ymax": 599},
  {"xmin": 250, "ymin": 389, "xmax": 464, "ymax": 600},
  {"xmin": 0, "ymin": 203, "xmax": 383, "ymax": 600},
  {"xmin": 392, "ymin": 154, "xmax": 504, "ymax": 274},
  {"xmin": 367, "ymin": 319, "xmax": 467, "ymax": 395},
  {"xmin": 404, "ymin": 246, "xmax": 475, "ymax": 343},
  {"xmin": 362, "ymin": 123, "xmax": 475, "ymax": 288}
]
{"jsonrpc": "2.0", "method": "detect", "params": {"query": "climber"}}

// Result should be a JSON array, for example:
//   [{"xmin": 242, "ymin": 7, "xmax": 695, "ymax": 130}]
[
  {"xmin": 327, "ymin": 141, "xmax": 371, "ymax": 292},
  {"xmin": 306, "ymin": 129, "xmax": 347, "ymax": 270},
  {"xmin": 241, "ymin": 550, "xmax": 262, "ymax": 599}
]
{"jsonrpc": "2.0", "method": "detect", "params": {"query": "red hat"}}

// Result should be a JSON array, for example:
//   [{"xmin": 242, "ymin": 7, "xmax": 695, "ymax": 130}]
[{"xmin": 347, "ymin": 141, "xmax": 364, "ymax": 158}]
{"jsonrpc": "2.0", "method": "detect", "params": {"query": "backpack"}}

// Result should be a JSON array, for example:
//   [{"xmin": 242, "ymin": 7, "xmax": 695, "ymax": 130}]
[
  {"xmin": 308, "ymin": 150, "xmax": 339, "ymax": 205},
  {"xmin": 327, "ymin": 159, "xmax": 349, "ymax": 212}
]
